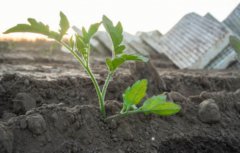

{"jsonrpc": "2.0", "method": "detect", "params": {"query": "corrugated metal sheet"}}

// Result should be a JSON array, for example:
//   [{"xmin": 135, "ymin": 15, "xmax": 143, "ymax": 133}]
[
  {"xmin": 123, "ymin": 32, "xmax": 158, "ymax": 56},
  {"xmin": 61, "ymin": 6, "xmax": 240, "ymax": 70},
  {"xmin": 205, "ymin": 45, "xmax": 237, "ymax": 69},
  {"xmin": 137, "ymin": 31, "xmax": 163, "ymax": 54},
  {"xmin": 204, "ymin": 13, "xmax": 221, "ymax": 24},
  {"xmin": 155, "ymin": 13, "xmax": 232, "ymax": 69},
  {"xmin": 203, "ymin": 13, "xmax": 238, "ymax": 69},
  {"xmin": 224, "ymin": 4, "xmax": 240, "ymax": 36}
]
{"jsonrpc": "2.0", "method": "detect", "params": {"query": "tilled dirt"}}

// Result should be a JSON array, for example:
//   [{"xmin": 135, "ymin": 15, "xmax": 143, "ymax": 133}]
[{"xmin": 1, "ymin": 44, "xmax": 240, "ymax": 153}]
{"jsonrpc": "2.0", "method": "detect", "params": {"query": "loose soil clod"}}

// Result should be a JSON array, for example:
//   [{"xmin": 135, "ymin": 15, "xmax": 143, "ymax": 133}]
[{"xmin": 198, "ymin": 99, "xmax": 221, "ymax": 123}]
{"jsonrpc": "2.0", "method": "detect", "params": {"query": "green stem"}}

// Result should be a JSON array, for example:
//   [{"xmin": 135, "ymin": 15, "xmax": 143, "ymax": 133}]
[
  {"xmin": 120, "ymin": 105, "xmax": 126, "ymax": 114},
  {"xmin": 58, "ymin": 41, "xmax": 85, "ymax": 66},
  {"xmin": 59, "ymin": 41, "xmax": 106, "ymax": 118},
  {"xmin": 102, "ymin": 73, "xmax": 112, "ymax": 100},
  {"xmin": 85, "ymin": 67, "xmax": 106, "ymax": 118},
  {"xmin": 105, "ymin": 109, "xmax": 142, "ymax": 121}
]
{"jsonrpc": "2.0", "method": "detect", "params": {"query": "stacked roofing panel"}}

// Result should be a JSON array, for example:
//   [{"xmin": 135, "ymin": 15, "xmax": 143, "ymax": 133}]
[
  {"xmin": 61, "ymin": 4, "xmax": 240, "ymax": 70},
  {"xmin": 155, "ymin": 13, "xmax": 233, "ymax": 69},
  {"xmin": 224, "ymin": 4, "xmax": 240, "ymax": 37}
]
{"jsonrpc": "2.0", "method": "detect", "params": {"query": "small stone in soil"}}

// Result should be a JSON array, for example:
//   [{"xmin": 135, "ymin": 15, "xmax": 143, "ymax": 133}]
[
  {"xmin": 151, "ymin": 137, "xmax": 155, "ymax": 141},
  {"xmin": 27, "ymin": 113, "xmax": 47, "ymax": 135},
  {"xmin": 198, "ymin": 99, "xmax": 221, "ymax": 123},
  {"xmin": 13, "ymin": 93, "xmax": 36, "ymax": 114}
]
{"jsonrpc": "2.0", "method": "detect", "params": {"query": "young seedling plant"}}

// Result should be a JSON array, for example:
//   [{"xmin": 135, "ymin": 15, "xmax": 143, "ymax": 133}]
[{"xmin": 4, "ymin": 12, "xmax": 181, "ymax": 120}]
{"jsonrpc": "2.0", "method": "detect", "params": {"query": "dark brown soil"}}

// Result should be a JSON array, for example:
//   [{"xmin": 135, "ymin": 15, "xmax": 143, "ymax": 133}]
[{"xmin": 0, "ymin": 41, "xmax": 240, "ymax": 153}]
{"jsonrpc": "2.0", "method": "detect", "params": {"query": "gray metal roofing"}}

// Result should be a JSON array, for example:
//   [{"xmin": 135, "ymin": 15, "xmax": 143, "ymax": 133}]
[
  {"xmin": 66, "ymin": 6, "xmax": 240, "ymax": 70},
  {"xmin": 155, "ymin": 13, "xmax": 232, "ymax": 69},
  {"xmin": 224, "ymin": 4, "xmax": 240, "ymax": 36}
]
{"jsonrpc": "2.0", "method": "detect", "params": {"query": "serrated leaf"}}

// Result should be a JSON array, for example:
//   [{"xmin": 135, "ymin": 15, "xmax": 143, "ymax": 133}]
[
  {"xmin": 230, "ymin": 36, "xmax": 240, "ymax": 56},
  {"xmin": 59, "ymin": 11, "xmax": 70, "ymax": 39},
  {"xmin": 106, "ymin": 54, "xmax": 148, "ymax": 72},
  {"xmin": 4, "ymin": 24, "xmax": 34, "ymax": 33},
  {"xmin": 4, "ymin": 18, "xmax": 48, "ymax": 35},
  {"xmin": 115, "ymin": 45, "xmax": 126, "ymax": 54},
  {"xmin": 49, "ymin": 31, "xmax": 61, "ymax": 40},
  {"xmin": 4, "ymin": 18, "xmax": 61, "ymax": 40},
  {"xmin": 88, "ymin": 23, "xmax": 101, "ymax": 40},
  {"xmin": 140, "ymin": 96, "xmax": 181, "ymax": 116},
  {"xmin": 81, "ymin": 27, "xmax": 88, "ymax": 43},
  {"xmin": 123, "ymin": 79, "xmax": 148, "ymax": 109},
  {"xmin": 102, "ymin": 15, "xmax": 124, "ymax": 55},
  {"xmin": 81, "ymin": 22, "xmax": 101, "ymax": 44}
]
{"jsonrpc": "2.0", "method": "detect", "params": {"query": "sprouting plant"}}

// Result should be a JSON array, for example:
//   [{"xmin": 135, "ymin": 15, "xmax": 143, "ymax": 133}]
[
  {"xmin": 230, "ymin": 36, "xmax": 240, "ymax": 60},
  {"xmin": 105, "ymin": 79, "xmax": 181, "ymax": 120},
  {"xmin": 4, "ymin": 12, "xmax": 181, "ymax": 120}
]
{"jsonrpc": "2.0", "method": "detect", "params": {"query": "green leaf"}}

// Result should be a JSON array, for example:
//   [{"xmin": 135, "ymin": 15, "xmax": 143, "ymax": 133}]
[
  {"xmin": 75, "ymin": 34, "xmax": 88, "ymax": 59},
  {"xmin": 140, "ymin": 95, "xmax": 167, "ymax": 111},
  {"xmin": 4, "ymin": 18, "xmax": 48, "ymax": 35},
  {"xmin": 81, "ymin": 22, "xmax": 101, "ymax": 44},
  {"xmin": 123, "ymin": 79, "xmax": 148, "ymax": 109},
  {"xmin": 230, "ymin": 36, "xmax": 240, "ymax": 56},
  {"xmin": 4, "ymin": 11, "xmax": 69, "ymax": 41},
  {"xmin": 59, "ymin": 11, "xmax": 70, "ymax": 39},
  {"xmin": 102, "ymin": 15, "xmax": 124, "ymax": 55},
  {"xmin": 4, "ymin": 18, "xmax": 60, "ymax": 40},
  {"xmin": 140, "ymin": 96, "xmax": 181, "ymax": 116},
  {"xmin": 106, "ymin": 54, "xmax": 148, "ymax": 72},
  {"xmin": 115, "ymin": 45, "xmax": 126, "ymax": 54},
  {"xmin": 82, "ymin": 27, "xmax": 88, "ymax": 43},
  {"xmin": 69, "ymin": 36, "xmax": 74, "ymax": 49},
  {"xmin": 88, "ymin": 23, "xmax": 101, "ymax": 39}
]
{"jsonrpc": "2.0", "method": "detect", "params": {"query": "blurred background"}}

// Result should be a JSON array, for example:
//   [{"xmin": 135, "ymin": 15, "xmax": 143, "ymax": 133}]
[
  {"xmin": 0, "ymin": 0, "xmax": 239, "ymax": 39},
  {"xmin": 0, "ymin": 0, "xmax": 240, "ymax": 70}
]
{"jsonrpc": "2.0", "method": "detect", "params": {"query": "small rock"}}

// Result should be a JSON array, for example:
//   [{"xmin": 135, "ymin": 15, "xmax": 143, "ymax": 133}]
[
  {"xmin": 167, "ymin": 91, "xmax": 186, "ymax": 102},
  {"xmin": 13, "ymin": 93, "xmax": 36, "ymax": 114},
  {"xmin": 50, "ymin": 112, "xmax": 58, "ymax": 121},
  {"xmin": 105, "ymin": 100, "xmax": 122, "ymax": 115},
  {"xmin": 23, "ymin": 79, "xmax": 30, "ymax": 86},
  {"xmin": 198, "ymin": 99, "xmax": 221, "ymax": 123},
  {"xmin": 0, "ymin": 123, "xmax": 13, "ymax": 153},
  {"xmin": 27, "ymin": 114, "xmax": 46, "ymax": 135}
]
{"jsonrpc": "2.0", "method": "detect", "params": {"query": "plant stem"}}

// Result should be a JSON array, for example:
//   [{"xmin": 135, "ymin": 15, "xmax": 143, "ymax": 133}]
[
  {"xmin": 105, "ymin": 109, "xmax": 142, "ymax": 121},
  {"xmin": 102, "ymin": 73, "xmax": 112, "ymax": 100},
  {"xmin": 59, "ymin": 41, "xmax": 106, "ymax": 118},
  {"xmin": 58, "ymin": 41, "xmax": 85, "ymax": 66},
  {"xmin": 85, "ymin": 67, "xmax": 106, "ymax": 118}
]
